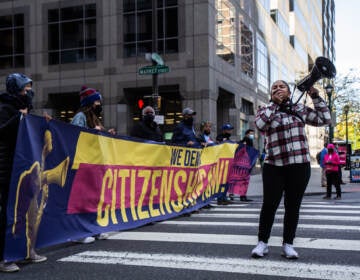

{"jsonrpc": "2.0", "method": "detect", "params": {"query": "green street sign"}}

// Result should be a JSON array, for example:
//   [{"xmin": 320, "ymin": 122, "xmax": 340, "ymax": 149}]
[{"xmin": 139, "ymin": 65, "xmax": 170, "ymax": 75}]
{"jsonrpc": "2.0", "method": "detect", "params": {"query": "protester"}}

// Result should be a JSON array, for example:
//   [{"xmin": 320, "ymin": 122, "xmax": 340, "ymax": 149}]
[
  {"xmin": 71, "ymin": 86, "xmax": 114, "ymax": 243},
  {"xmin": 130, "ymin": 106, "xmax": 163, "ymax": 142},
  {"xmin": 251, "ymin": 80, "xmax": 331, "ymax": 259},
  {"xmin": 197, "ymin": 121, "xmax": 215, "ymax": 147},
  {"xmin": 237, "ymin": 129, "xmax": 256, "ymax": 202},
  {"xmin": 323, "ymin": 143, "xmax": 342, "ymax": 199},
  {"xmin": 319, "ymin": 143, "xmax": 328, "ymax": 188},
  {"xmin": 216, "ymin": 123, "xmax": 234, "ymax": 143},
  {"xmin": 0, "ymin": 73, "xmax": 47, "ymax": 272},
  {"xmin": 241, "ymin": 129, "xmax": 255, "ymax": 147},
  {"xmin": 216, "ymin": 123, "xmax": 235, "ymax": 205},
  {"xmin": 171, "ymin": 107, "xmax": 200, "ymax": 147}
]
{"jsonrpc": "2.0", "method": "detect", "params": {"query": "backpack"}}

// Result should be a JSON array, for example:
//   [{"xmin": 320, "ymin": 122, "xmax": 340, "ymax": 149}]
[{"xmin": 316, "ymin": 152, "xmax": 321, "ymax": 164}]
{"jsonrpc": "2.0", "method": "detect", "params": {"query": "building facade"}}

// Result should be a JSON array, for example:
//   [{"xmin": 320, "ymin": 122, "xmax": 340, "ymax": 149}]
[{"xmin": 0, "ymin": 0, "xmax": 335, "ymax": 153}]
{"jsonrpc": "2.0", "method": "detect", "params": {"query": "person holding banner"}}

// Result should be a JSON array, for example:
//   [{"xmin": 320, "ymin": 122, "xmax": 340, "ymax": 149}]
[
  {"xmin": 216, "ymin": 123, "xmax": 235, "ymax": 205},
  {"xmin": 71, "ymin": 86, "xmax": 116, "ymax": 135},
  {"xmin": 252, "ymin": 80, "xmax": 331, "ymax": 259},
  {"xmin": 171, "ymin": 107, "xmax": 200, "ymax": 147},
  {"xmin": 71, "ymin": 86, "xmax": 112, "ymax": 243},
  {"xmin": 197, "ymin": 120, "xmax": 215, "ymax": 147},
  {"xmin": 0, "ymin": 73, "xmax": 46, "ymax": 272},
  {"xmin": 130, "ymin": 106, "xmax": 163, "ymax": 142}
]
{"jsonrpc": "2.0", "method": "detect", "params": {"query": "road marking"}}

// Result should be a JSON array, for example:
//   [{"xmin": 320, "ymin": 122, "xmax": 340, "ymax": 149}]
[
  {"xmin": 194, "ymin": 213, "xmax": 360, "ymax": 221},
  {"xmin": 206, "ymin": 208, "xmax": 360, "ymax": 214},
  {"xmin": 160, "ymin": 220, "xmax": 360, "ymax": 231},
  {"xmin": 109, "ymin": 232, "xmax": 360, "ymax": 251},
  {"xmin": 58, "ymin": 250, "xmax": 360, "ymax": 280}
]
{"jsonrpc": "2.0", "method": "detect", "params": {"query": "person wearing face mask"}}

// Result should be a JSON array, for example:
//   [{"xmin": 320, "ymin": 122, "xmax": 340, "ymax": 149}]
[
  {"xmin": 241, "ymin": 129, "xmax": 255, "ymax": 147},
  {"xmin": 197, "ymin": 121, "xmax": 215, "ymax": 147},
  {"xmin": 71, "ymin": 86, "xmax": 114, "ymax": 244},
  {"xmin": 251, "ymin": 80, "xmax": 331, "ymax": 260},
  {"xmin": 0, "ymin": 73, "xmax": 47, "ymax": 272},
  {"xmin": 215, "ymin": 123, "xmax": 235, "ymax": 205},
  {"xmin": 216, "ymin": 123, "xmax": 234, "ymax": 143},
  {"xmin": 171, "ymin": 107, "xmax": 200, "ymax": 147},
  {"xmin": 130, "ymin": 106, "xmax": 163, "ymax": 142}
]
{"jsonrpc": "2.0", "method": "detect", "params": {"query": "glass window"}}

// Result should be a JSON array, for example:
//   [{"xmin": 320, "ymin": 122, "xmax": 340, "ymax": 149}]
[
  {"xmin": 47, "ymin": 4, "xmax": 96, "ymax": 65},
  {"xmin": 0, "ymin": 13, "xmax": 25, "ymax": 69},
  {"xmin": 215, "ymin": 0, "xmax": 235, "ymax": 65},
  {"xmin": 240, "ymin": 21, "xmax": 253, "ymax": 77},
  {"xmin": 257, "ymin": 36, "xmax": 269, "ymax": 92},
  {"xmin": 123, "ymin": 1, "xmax": 178, "ymax": 57}
]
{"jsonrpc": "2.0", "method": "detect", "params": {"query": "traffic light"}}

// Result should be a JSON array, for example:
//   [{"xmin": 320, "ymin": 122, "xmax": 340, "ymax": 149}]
[{"xmin": 137, "ymin": 98, "xmax": 145, "ymax": 109}]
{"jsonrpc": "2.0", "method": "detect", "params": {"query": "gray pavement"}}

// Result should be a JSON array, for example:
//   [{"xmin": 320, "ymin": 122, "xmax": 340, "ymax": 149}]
[{"xmin": 246, "ymin": 164, "xmax": 360, "ymax": 198}]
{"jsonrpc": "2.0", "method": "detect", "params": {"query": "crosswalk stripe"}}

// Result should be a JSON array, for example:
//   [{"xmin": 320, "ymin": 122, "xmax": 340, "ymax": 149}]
[
  {"xmin": 109, "ymin": 232, "xmax": 360, "ymax": 251},
  {"xmin": 58, "ymin": 250, "xmax": 360, "ymax": 280},
  {"xmin": 194, "ymin": 213, "xmax": 360, "ymax": 221},
  {"xmin": 160, "ymin": 220, "xmax": 360, "ymax": 231},
  {"xmin": 205, "ymin": 208, "xmax": 360, "ymax": 214}
]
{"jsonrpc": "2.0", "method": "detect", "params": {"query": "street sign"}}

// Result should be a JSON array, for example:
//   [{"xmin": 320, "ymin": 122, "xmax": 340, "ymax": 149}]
[{"xmin": 139, "ymin": 65, "xmax": 170, "ymax": 75}]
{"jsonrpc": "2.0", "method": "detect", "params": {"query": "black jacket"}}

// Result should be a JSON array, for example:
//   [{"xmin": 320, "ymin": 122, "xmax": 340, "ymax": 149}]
[
  {"xmin": 130, "ymin": 120, "xmax": 163, "ymax": 142},
  {"xmin": 0, "ymin": 92, "xmax": 22, "ymax": 189}
]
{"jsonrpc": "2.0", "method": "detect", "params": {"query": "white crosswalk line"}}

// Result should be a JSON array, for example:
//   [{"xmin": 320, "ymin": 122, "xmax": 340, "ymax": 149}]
[
  {"xmin": 109, "ymin": 232, "xmax": 360, "ymax": 251},
  {"xmin": 206, "ymin": 208, "xmax": 360, "ymax": 214},
  {"xmin": 58, "ymin": 250, "xmax": 360, "ymax": 280},
  {"xmin": 160, "ymin": 220, "xmax": 360, "ymax": 231},
  {"xmin": 59, "ymin": 200, "xmax": 359, "ymax": 279},
  {"xmin": 194, "ymin": 213, "xmax": 360, "ymax": 221}
]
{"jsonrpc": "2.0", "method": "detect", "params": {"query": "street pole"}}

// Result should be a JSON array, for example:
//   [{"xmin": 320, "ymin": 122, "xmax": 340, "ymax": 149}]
[
  {"xmin": 344, "ymin": 105, "xmax": 350, "ymax": 170},
  {"xmin": 325, "ymin": 83, "xmax": 334, "ymax": 143},
  {"xmin": 152, "ymin": 0, "xmax": 159, "ymax": 114}
]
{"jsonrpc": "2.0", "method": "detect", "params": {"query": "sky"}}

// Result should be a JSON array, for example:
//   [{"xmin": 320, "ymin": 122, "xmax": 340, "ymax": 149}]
[{"xmin": 335, "ymin": 0, "xmax": 360, "ymax": 73}]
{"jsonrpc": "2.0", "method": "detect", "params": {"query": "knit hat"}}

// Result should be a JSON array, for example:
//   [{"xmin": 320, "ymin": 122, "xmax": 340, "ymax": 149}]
[{"xmin": 79, "ymin": 86, "xmax": 102, "ymax": 107}]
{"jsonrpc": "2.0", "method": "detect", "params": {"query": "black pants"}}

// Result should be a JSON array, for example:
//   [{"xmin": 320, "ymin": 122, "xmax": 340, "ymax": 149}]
[
  {"xmin": 0, "ymin": 178, "xmax": 10, "ymax": 261},
  {"xmin": 258, "ymin": 163, "xmax": 310, "ymax": 244},
  {"xmin": 326, "ymin": 172, "xmax": 341, "ymax": 197}
]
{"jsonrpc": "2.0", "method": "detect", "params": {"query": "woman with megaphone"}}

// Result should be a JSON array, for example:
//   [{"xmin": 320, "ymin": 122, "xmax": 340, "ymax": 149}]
[{"xmin": 251, "ymin": 80, "xmax": 331, "ymax": 260}]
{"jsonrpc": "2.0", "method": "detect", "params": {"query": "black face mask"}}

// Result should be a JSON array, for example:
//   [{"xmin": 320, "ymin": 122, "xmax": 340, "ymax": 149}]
[
  {"xmin": 16, "ymin": 90, "xmax": 34, "ymax": 110},
  {"xmin": 204, "ymin": 130, "xmax": 211, "ymax": 135},
  {"xmin": 224, "ymin": 133, "xmax": 231, "ymax": 139},
  {"xmin": 93, "ymin": 104, "xmax": 102, "ymax": 117},
  {"xmin": 143, "ymin": 114, "xmax": 155, "ymax": 123},
  {"xmin": 183, "ymin": 118, "xmax": 193, "ymax": 126}
]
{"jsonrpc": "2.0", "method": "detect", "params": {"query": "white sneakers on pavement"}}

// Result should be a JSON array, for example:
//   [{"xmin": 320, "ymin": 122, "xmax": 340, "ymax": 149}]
[
  {"xmin": 74, "ymin": 236, "xmax": 96, "ymax": 244},
  {"xmin": 282, "ymin": 243, "xmax": 299, "ymax": 259},
  {"xmin": 0, "ymin": 261, "xmax": 20, "ymax": 273},
  {"xmin": 95, "ymin": 233, "xmax": 109, "ymax": 240},
  {"xmin": 251, "ymin": 241, "xmax": 269, "ymax": 258},
  {"xmin": 251, "ymin": 242, "xmax": 299, "ymax": 259}
]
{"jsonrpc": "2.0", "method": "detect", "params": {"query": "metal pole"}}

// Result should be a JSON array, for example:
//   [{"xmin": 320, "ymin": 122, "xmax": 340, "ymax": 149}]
[
  {"xmin": 327, "ymin": 92, "xmax": 333, "ymax": 143},
  {"xmin": 152, "ymin": 0, "xmax": 159, "ymax": 114},
  {"xmin": 345, "ymin": 110, "xmax": 349, "ymax": 170}
]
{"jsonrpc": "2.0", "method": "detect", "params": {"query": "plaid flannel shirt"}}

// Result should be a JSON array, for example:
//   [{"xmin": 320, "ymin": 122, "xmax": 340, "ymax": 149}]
[{"xmin": 255, "ymin": 96, "xmax": 331, "ymax": 166}]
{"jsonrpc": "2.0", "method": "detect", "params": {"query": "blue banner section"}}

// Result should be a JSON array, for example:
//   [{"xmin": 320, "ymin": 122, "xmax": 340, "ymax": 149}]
[{"xmin": 5, "ymin": 115, "xmax": 237, "ymax": 261}]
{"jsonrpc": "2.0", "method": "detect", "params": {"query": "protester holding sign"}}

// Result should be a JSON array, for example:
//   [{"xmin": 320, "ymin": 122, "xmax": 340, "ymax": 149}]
[{"xmin": 0, "ymin": 73, "xmax": 46, "ymax": 273}]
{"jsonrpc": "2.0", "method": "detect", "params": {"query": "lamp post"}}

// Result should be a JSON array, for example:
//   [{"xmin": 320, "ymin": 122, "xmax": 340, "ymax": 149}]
[
  {"xmin": 343, "ymin": 104, "xmax": 350, "ymax": 170},
  {"xmin": 325, "ymin": 83, "xmax": 334, "ymax": 143}
]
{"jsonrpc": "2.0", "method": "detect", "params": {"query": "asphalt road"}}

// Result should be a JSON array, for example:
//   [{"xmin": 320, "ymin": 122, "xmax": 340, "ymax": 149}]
[{"xmin": 2, "ymin": 189, "xmax": 360, "ymax": 280}]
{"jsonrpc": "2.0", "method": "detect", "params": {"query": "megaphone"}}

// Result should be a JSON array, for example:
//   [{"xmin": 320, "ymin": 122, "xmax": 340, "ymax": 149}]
[{"xmin": 296, "ymin": 56, "xmax": 336, "ymax": 92}]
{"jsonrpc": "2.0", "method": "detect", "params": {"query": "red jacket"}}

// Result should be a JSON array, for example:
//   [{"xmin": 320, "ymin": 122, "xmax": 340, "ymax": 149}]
[{"xmin": 324, "ymin": 152, "xmax": 340, "ymax": 173}]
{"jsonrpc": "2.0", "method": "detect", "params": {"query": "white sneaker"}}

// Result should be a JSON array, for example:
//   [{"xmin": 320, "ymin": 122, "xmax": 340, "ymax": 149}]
[
  {"xmin": 74, "ymin": 236, "xmax": 95, "ymax": 244},
  {"xmin": 0, "ymin": 261, "xmax": 20, "ymax": 272},
  {"xmin": 95, "ymin": 233, "xmax": 109, "ymax": 240},
  {"xmin": 282, "ymin": 243, "xmax": 299, "ymax": 259},
  {"xmin": 251, "ymin": 241, "xmax": 269, "ymax": 258}
]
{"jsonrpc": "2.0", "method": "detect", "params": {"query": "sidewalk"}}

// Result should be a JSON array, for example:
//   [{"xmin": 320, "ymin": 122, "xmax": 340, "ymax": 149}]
[{"xmin": 247, "ymin": 165, "xmax": 360, "ymax": 198}]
